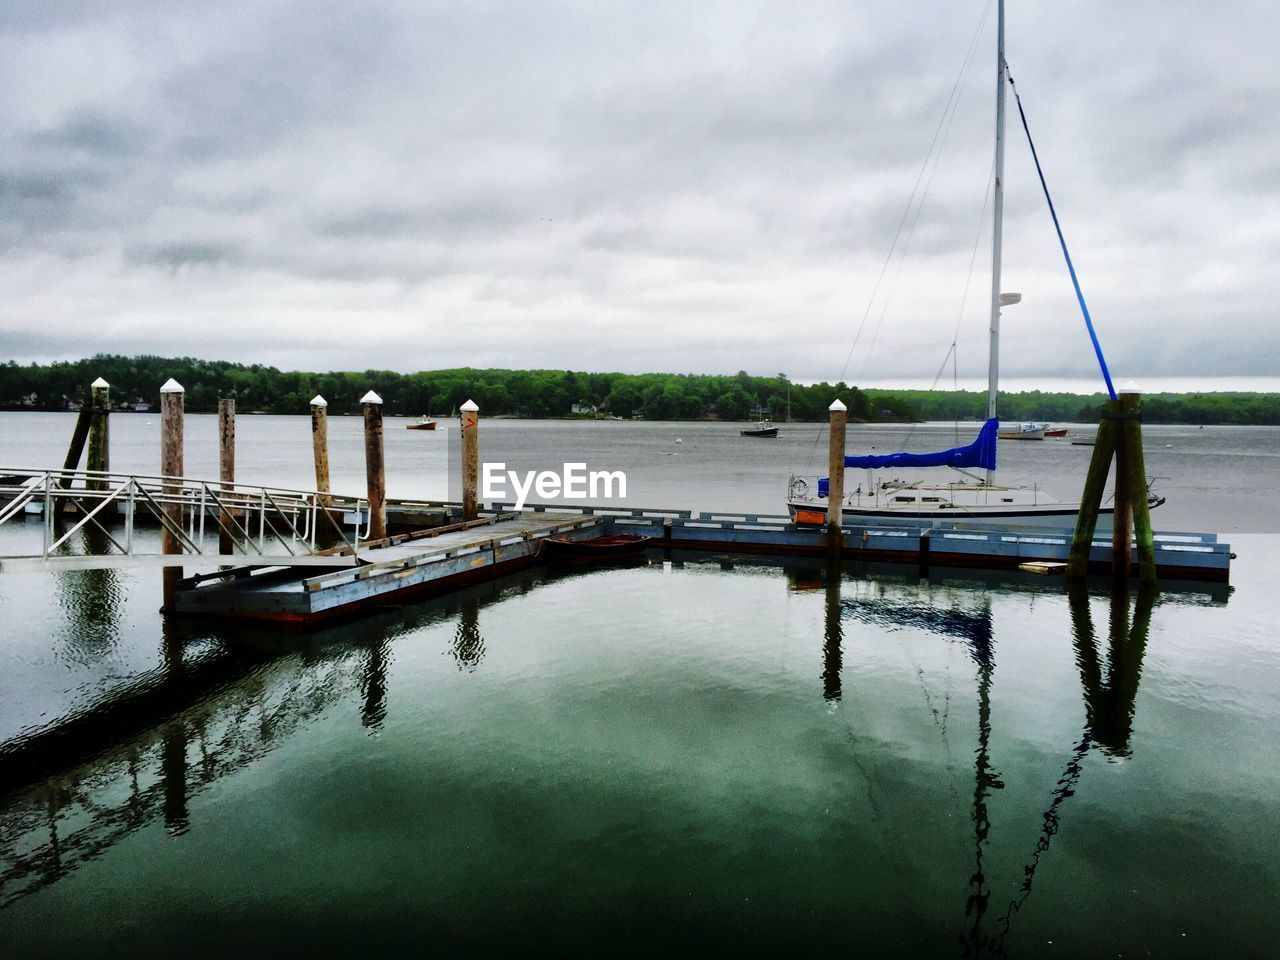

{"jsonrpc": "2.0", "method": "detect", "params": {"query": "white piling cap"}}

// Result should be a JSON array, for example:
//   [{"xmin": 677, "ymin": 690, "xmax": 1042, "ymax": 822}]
[
  {"xmin": 460, "ymin": 399, "xmax": 479, "ymax": 412},
  {"xmin": 360, "ymin": 390, "xmax": 383, "ymax": 404},
  {"xmin": 160, "ymin": 378, "xmax": 184, "ymax": 394},
  {"xmin": 91, "ymin": 377, "xmax": 110, "ymax": 389},
  {"xmin": 310, "ymin": 394, "xmax": 327, "ymax": 407},
  {"xmin": 1120, "ymin": 379, "xmax": 1143, "ymax": 395},
  {"xmin": 828, "ymin": 398, "xmax": 847, "ymax": 412}
]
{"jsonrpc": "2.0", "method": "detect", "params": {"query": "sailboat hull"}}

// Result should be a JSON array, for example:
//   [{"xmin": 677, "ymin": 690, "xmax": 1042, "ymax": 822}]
[{"xmin": 788, "ymin": 498, "xmax": 1117, "ymax": 531}]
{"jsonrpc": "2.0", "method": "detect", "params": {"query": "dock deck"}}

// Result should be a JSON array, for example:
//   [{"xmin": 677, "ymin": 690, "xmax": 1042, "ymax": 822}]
[
  {"xmin": 173, "ymin": 503, "xmax": 1233, "ymax": 625},
  {"xmin": 175, "ymin": 510, "xmax": 608, "ymax": 622}
]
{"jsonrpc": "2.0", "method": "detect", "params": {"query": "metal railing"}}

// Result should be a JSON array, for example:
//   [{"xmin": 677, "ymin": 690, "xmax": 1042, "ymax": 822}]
[{"xmin": 0, "ymin": 466, "xmax": 361, "ymax": 571}]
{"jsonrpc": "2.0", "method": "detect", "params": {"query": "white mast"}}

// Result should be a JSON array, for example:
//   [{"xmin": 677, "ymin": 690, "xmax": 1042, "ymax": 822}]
[{"xmin": 985, "ymin": 0, "xmax": 1007, "ymax": 484}]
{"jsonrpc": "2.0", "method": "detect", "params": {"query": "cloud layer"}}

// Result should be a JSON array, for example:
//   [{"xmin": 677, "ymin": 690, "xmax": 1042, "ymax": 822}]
[{"xmin": 2, "ymin": 0, "xmax": 1276, "ymax": 382}]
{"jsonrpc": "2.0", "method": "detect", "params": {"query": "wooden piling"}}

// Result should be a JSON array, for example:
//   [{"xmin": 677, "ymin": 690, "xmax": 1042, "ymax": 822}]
[
  {"xmin": 310, "ymin": 395, "xmax": 331, "ymax": 505},
  {"xmin": 1121, "ymin": 394, "xmax": 1157, "ymax": 584},
  {"xmin": 59, "ymin": 409, "xmax": 93, "ymax": 490},
  {"xmin": 86, "ymin": 377, "xmax": 110, "ymax": 491},
  {"xmin": 160, "ymin": 379, "xmax": 185, "ymax": 611},
  {"xmin": 361, "ymin": 391, "xmax": 386, "ymax": 543},
  {"xmin": 218, "ymin": 398, "xmax": 235, "ymax": 555},
  {"xmin": 460, "ymin": 399, "xmax": 479, "ymax": 522},
  {"xmin": 826, "ymin": 399, "xmax": 847, "ymax": 554},
  {"xmin": 1067, "ymin": 389, "xmax": 1155, "ymax": 583}
]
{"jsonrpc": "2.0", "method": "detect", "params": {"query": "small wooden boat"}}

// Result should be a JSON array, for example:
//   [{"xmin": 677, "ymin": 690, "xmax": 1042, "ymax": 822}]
[
  {"xmin": 540, "ymin": 533, "xmax": 653, "ymax": 561},
  {"xmin": 741, "ymin": 418, "xmax": 779, "ymax": 438},
  {"xmin": 406, "ymin": 416, "xmax": 438, "ymax": 431}
]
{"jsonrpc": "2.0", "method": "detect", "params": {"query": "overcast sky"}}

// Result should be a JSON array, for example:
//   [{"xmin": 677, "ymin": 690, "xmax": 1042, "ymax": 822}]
[{"xmin": 1, "ymin": 1, "xmax": 1276, "ymax": 384}]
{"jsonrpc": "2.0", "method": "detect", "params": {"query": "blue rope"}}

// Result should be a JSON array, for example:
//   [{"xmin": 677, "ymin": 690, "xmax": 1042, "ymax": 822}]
[{"xmin": 1009, "ymin": 70, "xmax": 1117, "ymax": 400}]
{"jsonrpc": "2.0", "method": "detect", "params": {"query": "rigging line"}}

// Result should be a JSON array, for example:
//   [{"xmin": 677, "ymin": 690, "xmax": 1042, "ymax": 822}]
[
  {"xmin": 853, "ymin": 0, "xmax": 993, "ymax": 385},
  {"xmin": 807, "ymin": 0, "xmax": 995, "ymax": 467},
  {"xmin": 1007, "ymin": 64, "xmax": 1118, "ymax": 400},
  {"xmin": 895, "ymin": 158, "xmax": 994, "ymax": 452}
]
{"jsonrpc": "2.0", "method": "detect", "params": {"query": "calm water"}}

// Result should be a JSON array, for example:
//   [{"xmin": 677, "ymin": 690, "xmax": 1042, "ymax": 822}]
[{"xmin": 1, "ymin": 413, "xmax": 1278, "ymax": 956}]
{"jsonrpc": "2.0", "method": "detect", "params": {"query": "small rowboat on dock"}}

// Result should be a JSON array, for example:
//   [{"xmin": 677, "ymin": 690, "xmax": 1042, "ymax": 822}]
[{"xmin": 540, "ymin": 533, "xmax": 653, "ymax": 561}]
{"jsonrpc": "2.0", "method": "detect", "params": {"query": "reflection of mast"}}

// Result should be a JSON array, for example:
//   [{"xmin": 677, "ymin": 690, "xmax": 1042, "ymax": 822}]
[{"xmin": 961, "ymin": 609, "xmax": 1003, "ymax": 957}]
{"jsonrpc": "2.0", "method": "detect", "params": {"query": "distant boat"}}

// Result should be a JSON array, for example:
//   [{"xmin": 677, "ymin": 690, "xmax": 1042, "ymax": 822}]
[
  {"xmin": 1044, "ymin": 427, "xmax": 1068, "ymax": 437},
  {"xmin": 997, "ymin": 423, "xmax": 1046, "ymax": 440},
  {"xmin": 741, "ymin": 418, "xmax": 779, "ymax": 438},
  {"xmin": 406, "ymin": 416, "xmax": 438, "ymax": 431}
]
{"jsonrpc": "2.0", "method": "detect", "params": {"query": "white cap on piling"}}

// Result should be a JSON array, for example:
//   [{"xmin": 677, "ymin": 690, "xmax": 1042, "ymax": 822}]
[
  {"xmin": 828, "ymin": 398, "xmax": 847, "ymax": 412},
  {"xmin": 1120, "ymin": 379, "xmax": 1143, "ymax": 395},
  {"xmin": 310, "ymin": 394, "xmax": 327, "ymax": 407},
  {"xmin": 360, "ymin": 390, "xmax": 382, "ymax": 404},
  {"xmin": 160, "ymin": 378, "xmax": 184, "ymax": 393},
  {"xmin": 91, "ymin": 376, "xmax": 110, "ymax": 389},
  {"xmin": 460, "ymin": 398, "xmax": 479, "ymax": 412}
]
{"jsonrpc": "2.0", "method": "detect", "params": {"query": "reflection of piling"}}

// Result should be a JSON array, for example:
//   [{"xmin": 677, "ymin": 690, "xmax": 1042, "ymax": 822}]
[
  {"xmin": 826, "ymin": 399, "xmax": 847, "ymax": 556},
  {"xmin": 1068, "ymin": 580, "xmax": 1155, "ymax": 757},
  {"xmin": 822, "ymin": 562, "xmax": 843, "ymax": 702},
  {"xmin": 160, "ymin": 379, "xmax": 185, "ymax": 612},
  {"xmin": 218, "ymin": 398, "xmax": 236, "ymax": 555},
  {"xmin": 1068, "ymin": 390, "xmax": 1156, "ymax": 582},
  {"xmin": 360, "ymin": 641, "xmax": 388, "ymax": 730},
  {"xmin": 86, "ymin": 377, "xmax": 110, "ymax": 491},
  {"xmin": 310, "ymin": 395, "xmax": 331, "ymax": 505},
  {"xmin": 362, "ymin": 390, "xmax": 386, "ymax": 542},
  {"xmin": 460, "ymin": 399, "xmax": 479, "ymax": 521}
]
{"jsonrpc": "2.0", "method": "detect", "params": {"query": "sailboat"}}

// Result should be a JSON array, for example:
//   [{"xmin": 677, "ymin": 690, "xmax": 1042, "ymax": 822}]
[{"xmin": 787, "ymin": 1, "xmax": 1153, "ymax": 530}]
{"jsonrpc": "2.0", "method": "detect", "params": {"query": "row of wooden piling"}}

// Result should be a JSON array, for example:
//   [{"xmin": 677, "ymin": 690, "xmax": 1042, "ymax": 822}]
[{"xmin": 61, "ymin": 379, "xmax": 486, "ymax": 609}]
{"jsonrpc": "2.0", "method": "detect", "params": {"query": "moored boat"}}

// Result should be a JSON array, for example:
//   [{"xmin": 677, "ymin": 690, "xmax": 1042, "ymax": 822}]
[
  {"xmin": 540, "ymin": 533, "xmax": 653, "ymax": 561},
  {"xmin": 1044, "ymin": 427, "xmax": 1068, "ymax": 437},
  {"xmin": 406, "ymin": 416, "xmax": 438, "ymax": 431},
  {"xmin": 997, "ymin": 422, "xmax": 1046, "ymax": 440},
  {"xmin": 741, "ymin": 419, "xmax": 779, "ymax": 438}
]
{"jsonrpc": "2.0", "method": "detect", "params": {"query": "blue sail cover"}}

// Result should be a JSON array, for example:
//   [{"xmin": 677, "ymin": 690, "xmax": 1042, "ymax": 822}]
[{"xmin": 816, "ymin": 419, "xmax": 998, "ymax": 496}]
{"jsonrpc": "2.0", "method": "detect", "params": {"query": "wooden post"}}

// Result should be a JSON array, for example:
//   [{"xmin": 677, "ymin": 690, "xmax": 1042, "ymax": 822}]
[
  {"xmin": 460, "ymin": 399, "xmax": 480, "ymax": 521},
  {"xmin": 218, "ymin": 398, "xmax": 235, "ymax": 555},
  {"xmin": 1121, "ymin": 392, "xmax": 1157, "ymax": 584},
  {"xmin": 1110, "ymin": 392, "xmax": 1138, "ymax": 577},
  {"xmin": 362, "ymin": 390, "xmax": 386, "ymax": 543},
  {"xmin": 160, "ymin": 378, "xmax": 185, "ymax": 612},
  {"xmin": 86, "ymin": 377, "xmax": 110, "ymax": 491},
  {"xmin": 1068, "ymin": 388, "xmax": 1156, "ymax": 584},
  {"xmin": 310, "ymin": 395, "xmax": 331, "ymax": 505},
  {"xmin": 1067, "ymin": 408, "xmax": 1120, "ymax": 578},
  {"xmin": 826, "ymin": 399, "xmax": 847, "ymax": 554},
  {"xmin": 59, "ymin": 409, "xmax": 93, "ymax": 490}
]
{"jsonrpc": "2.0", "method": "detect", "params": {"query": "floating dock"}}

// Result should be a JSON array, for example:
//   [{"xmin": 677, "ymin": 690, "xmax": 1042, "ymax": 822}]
[{"xmin": 174, "ymin": 504, "xmax": 1232, "ymax": 625}]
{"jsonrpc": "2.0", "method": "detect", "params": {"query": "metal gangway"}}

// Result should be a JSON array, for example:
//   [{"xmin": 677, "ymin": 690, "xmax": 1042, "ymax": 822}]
[{"xmin": 0, "ymin": 466, "xmax": 363, "ymax": 572}]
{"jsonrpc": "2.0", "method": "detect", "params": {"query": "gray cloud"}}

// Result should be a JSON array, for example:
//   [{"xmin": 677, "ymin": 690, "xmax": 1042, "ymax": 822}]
[{"xmin": 0, "ymin": 0, "xmax": 1277, "ymax": 383}]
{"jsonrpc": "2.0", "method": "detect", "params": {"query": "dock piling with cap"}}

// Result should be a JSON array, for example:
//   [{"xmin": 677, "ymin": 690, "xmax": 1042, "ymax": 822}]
[
  {"xmin": 159, "ymin": 378, "xmax": 185, "ymax": 611},
  {"xmin": 460, "ymin": 399, "xmax": 479, "ymax": 522},
  {"xmin": 826, "ymin": 399, "xmax": 847, "ymax": 556},
  {"xmin": 218, "ymin": 398, "xmax": 236, "ymax": 555},
  {"xmin": 310, "ymin": 395, "xmax": 332, "ymax": 506},
  {"xmin": 86, "ymin": 377, "xmax": 110, "ymax": 492},
  {"xmin": 362, "ymin": 391, "xmax": 386, "ymax": 543}
]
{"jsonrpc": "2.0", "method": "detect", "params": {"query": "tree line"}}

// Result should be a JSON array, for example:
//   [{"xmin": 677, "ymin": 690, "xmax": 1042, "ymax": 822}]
[{"xmin": 2, "ymin": 355, "xmax": 1277, "ymax": 424}]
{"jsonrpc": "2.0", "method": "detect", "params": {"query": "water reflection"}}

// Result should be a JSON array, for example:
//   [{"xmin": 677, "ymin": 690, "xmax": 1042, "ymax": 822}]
[
  {"xmin": 0, "ymin": 567, "xmax": 534, "ymax": 909},
  {"xmin": 54, "ymin": 527, "xmax": 125, "ymax": 663},
  {"xmin": 822, "ymin": 562, "xmax": 842, "ymax": 702}
]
